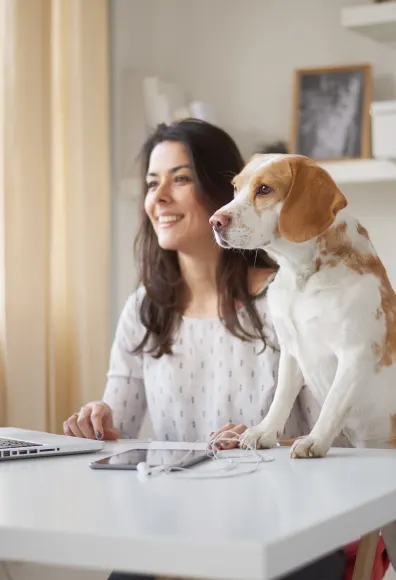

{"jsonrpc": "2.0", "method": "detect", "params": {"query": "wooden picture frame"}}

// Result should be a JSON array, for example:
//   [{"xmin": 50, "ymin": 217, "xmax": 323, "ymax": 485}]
[{"xmin": 290, "ymin": 64, "xmax": 372, "ymax": 161}]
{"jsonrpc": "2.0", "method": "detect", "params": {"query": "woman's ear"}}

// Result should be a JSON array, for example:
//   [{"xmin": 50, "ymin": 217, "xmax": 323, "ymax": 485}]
[{"xmin": 278, "ymin": 158, "xmax": 347, "ymax": 243}]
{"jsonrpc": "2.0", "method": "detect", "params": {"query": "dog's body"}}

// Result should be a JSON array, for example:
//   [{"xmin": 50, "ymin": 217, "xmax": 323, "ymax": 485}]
[{"xmin": 210, "ymin": 153, "xmax": 396, "ymax": 458}]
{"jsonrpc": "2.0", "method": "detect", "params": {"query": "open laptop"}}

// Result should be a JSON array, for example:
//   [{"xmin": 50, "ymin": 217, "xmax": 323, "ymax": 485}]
[{"xmin": 0, "ymin": 427, "xmax": 104, "ymax": 460}]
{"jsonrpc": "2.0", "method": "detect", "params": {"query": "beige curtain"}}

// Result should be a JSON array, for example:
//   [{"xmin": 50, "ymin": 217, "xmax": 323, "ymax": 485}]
[{"xmin": 0, "ymin": 0, "xmax": 110, "ymax": 433}]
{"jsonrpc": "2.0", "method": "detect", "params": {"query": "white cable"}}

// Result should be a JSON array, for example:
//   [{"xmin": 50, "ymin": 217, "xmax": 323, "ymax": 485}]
[{"xmin": 136, "ymin": 430, "xmax": 274, "ymax": 481}]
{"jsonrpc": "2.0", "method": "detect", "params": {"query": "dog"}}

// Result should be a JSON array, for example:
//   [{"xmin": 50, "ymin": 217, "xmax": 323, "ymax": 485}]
[{"xmin": 209, "ymin": 153, "xmax": 396, "ymax": 460}]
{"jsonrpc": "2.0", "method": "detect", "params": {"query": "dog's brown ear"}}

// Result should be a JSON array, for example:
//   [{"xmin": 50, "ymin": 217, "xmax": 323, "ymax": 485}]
[{"xmin": 278, "ymin": 158, "xmax": 347, "ymax": 243}]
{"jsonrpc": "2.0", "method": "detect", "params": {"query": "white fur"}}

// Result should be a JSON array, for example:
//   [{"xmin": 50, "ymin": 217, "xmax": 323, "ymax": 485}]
[{"xmin": 212, "ymin": 155, "xmax": 396, "ymax": 458}]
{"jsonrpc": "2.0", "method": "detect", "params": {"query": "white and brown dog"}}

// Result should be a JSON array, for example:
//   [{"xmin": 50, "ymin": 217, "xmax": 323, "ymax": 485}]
[{"xmin": 210, "ymin": 154, "xmax": 396, "ymax": 459}]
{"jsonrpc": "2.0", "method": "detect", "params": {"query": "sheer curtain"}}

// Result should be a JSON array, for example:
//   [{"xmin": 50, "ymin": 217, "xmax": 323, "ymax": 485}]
[{"xmin": 0, "ymin": 0, "xmax": 111, "ymax": 432}]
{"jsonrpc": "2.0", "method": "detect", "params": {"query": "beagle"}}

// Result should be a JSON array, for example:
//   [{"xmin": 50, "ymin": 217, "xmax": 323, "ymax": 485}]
[{"xmin": 210, "ymin": 154, "xmax": 396, "ymax": 459}]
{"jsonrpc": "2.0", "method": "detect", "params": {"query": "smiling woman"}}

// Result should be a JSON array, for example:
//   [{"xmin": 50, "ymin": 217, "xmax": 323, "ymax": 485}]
[
  {"xmin": 134, "ymin": 119, "xmax": 275, "ymax": 357},
  {"xmin": 144, "ymin": 144, "xmax": 212, "ymax": 255}
]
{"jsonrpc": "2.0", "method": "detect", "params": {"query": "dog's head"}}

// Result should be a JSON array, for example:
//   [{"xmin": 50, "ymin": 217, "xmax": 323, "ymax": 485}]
[{"xmin": 209, "ymin": 154, "xmax": 347, "ymax": 249}]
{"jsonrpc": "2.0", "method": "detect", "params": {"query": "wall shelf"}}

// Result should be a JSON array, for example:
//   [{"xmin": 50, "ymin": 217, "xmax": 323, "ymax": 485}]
[
  {"xmin": 341, "ymin": 2, "xmax": 396, "ymax": 44},
  {"xmin": 119, "ymin": 161, "xmax": 396, "ymax": 196},
  {"xmin": 320, "ymin": 158, "xmax": 396, "ymax": 185}
]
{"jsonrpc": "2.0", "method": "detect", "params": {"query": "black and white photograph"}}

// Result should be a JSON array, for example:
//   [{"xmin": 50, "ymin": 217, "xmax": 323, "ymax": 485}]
[{"xmin": 291, "ymin": 64, "xmax": 371, "ymax": 160}]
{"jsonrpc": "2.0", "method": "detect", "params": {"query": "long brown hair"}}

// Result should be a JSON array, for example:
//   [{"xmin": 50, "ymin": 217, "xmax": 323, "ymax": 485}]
[{"xmin": 133, "ymin": 118, "xmax": 276, "ymax": 357}]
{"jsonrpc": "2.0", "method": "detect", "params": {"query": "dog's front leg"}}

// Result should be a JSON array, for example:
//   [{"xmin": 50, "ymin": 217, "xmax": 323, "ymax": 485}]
[
  {"xmin": 241, "ymin": 350, "xmax": 304, "ymax": 449},
  {"xmin": 291, "ymin": 346, "xmax": 370, "ymax": 459}
]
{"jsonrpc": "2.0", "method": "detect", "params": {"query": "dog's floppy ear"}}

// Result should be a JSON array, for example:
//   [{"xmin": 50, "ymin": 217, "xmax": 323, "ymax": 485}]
[{"xmin": 278, "ymin": 158, "xmax": 347, "ymax": 243}]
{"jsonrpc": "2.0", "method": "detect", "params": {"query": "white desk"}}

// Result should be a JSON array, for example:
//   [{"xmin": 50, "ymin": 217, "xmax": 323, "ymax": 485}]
[{"xmin": 0, "ymin": 440, "xmax": 395, "ymax": 580}]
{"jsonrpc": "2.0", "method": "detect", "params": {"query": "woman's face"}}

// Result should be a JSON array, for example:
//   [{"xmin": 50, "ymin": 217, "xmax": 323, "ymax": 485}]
[{"xmin": 144, "ymin": 141, "xmax": 214, "ymax": 253}]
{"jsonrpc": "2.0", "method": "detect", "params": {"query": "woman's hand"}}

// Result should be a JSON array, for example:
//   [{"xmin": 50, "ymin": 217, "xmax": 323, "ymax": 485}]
[
  {"xmin": 209, "ymin": 423, "xmax": 247, "ymax": 449},
  {"xmin": 209, "ymin": 423, "xmax": 297, "ymax": 450},
  {"xmin": 63, "ymin": 401, "xmax": 120, "ymax": 441}
]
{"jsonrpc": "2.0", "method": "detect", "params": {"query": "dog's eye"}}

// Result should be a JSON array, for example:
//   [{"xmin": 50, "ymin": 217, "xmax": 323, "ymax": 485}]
[
  {"xmin": 233, "ymin": 184, "xmax": 237, "ymax": 195},
  {"xmin": 256, "ymin": 184, "xmax": 273, "ymax": 196}
]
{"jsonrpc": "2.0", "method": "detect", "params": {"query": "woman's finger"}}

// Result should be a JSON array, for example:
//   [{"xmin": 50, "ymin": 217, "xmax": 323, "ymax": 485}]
[
  {"xmin": 210, "ymin": 423, "xmax": 236, "ymax": 448},
  {"xmin": 102, "ymin": 410, "xmax": 121, "ymax": 440},
  {"xmin": 63, "ymin": 420, "xmax": 74, "ymax": 437},
  {"xmin": 217, "ymin": 424, "xmax": 247, "ymax": 449},
  {"xmin": 279, "ymin": 438, "xmax": 296, "ymax": 447},
  {"xmin": 210, "ymin": 423, "xmax": 235, "ymax": 444},
  {"xmin": 89, "ymin": 403, "xmax": 108, "ymax": 439},
  {"xmin": 67, "ymin": 414, "xmax": 85, "ymax": 438},
  {"xmin": 76, "ymin": 407, "xmax": 97, "ymax": 439}
]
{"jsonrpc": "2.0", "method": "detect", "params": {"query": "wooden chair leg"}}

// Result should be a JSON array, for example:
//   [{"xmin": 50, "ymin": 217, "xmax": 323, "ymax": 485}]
[{"xmin": 352, "ymin": 530, "xmax": 380, "ymax": 580}]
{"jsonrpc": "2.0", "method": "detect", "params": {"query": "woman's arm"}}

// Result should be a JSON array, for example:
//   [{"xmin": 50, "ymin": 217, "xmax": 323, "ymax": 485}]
[{"xmin": 102, "ymin": 294, "xmax": 147, "ymax": 439}]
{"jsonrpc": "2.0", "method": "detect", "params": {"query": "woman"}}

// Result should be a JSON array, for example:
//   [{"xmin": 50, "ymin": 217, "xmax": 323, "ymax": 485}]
[{"xmin": 64, "ymin": 119, "xmax": 346, "ymax": 579}]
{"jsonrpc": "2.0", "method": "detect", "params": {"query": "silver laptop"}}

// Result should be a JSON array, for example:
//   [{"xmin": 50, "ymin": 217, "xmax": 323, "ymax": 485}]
[{"xmin": 0, "ymin": 427, "xmax": 104, "ymax": 460}]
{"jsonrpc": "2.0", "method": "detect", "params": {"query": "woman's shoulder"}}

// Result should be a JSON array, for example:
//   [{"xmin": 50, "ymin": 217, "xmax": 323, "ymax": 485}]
[
  {"xmin": 248, "ymin": 267, "xmax": 277, "ymax": 297},
  {"xmin": 119, "ymin": 285, "xmax": 146, "ymax": 317},
  {"xmin": 115, "ymin": 286, "xmax": 146, "ymax": 340}
]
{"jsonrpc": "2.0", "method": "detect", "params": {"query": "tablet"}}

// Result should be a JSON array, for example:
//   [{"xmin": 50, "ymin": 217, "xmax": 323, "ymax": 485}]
[{"xmin": 89, "ymin": 447, "xmax": 213, "ymax": 471}]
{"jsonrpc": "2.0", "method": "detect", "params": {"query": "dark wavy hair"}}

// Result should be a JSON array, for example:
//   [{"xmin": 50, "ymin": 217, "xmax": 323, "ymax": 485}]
[{"xmin": 133, "ymin": 118, "xmax": 276, "ymax": 357}]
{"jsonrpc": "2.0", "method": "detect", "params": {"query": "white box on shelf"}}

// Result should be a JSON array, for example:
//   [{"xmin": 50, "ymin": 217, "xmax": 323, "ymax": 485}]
[
  {"xmin": 143, "ymin": 76, "xmax": 188, "ymax": 130},
  {"xmin": 189, "ymin": 101, "xmax": 217, "ymax": 124},
  {"xmin": 371, "ymin": 100, "xmax": 396, "ymax": 160}
]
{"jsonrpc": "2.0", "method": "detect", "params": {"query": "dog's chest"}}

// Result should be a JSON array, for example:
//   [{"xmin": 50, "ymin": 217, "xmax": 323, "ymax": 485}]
[{"xmin": 267, "ymin": 271, "xmax": 340, "ymax": 352}]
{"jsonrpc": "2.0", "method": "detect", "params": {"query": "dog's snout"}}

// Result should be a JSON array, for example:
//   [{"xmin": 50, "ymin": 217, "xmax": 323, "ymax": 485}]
[{"xmin": 210, "ymin": 212, "xmax": 231, "ymax": 230}]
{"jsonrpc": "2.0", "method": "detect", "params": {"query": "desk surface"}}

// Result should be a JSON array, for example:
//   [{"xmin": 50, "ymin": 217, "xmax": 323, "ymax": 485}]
[{"xmin": 0, "ymin": 438, "xmax": 396, "ymax": 579}]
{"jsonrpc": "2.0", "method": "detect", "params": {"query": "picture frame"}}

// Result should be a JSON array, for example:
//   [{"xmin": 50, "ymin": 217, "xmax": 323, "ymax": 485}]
[{"xmin": 290, "ymin": 64, "xmax": 372, "ymax": 161}]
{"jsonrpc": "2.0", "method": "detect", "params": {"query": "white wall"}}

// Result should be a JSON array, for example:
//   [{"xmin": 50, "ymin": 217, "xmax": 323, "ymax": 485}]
[
  {"xmin": 110, "ymin": 0, "xmax": 156, "ymax": 332},
  {"xmin": 151, "ymin": 0, "xmax": 396, "ymax": 157},
  {"xmin": 111, "ymin": 0, "xmax": 396, "ymax": 315}
]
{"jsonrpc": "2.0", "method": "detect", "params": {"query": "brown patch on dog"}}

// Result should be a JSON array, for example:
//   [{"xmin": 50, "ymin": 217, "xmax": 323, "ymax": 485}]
[
  {"xmin": 275, "ymin": 157, "xmax": 347, "ymax": 242},
  {"xmin": 318, "ymin": 223, "xmax": 348, "ymax": 255},
  {"xmin": 318, "ymin": 224, "xmax": 396, "ymax": 371},
  {"xmin": 376, "ymin": 272, "xmax": 396, "ymax": 370},
  {"xmin": 248, "ymin": 158, "xmax": 293, "ymax": 213},
  {"xmin": 388, "ymin": 414, "xmax": 396, "ymax": 447},
  {"xmin": 357, "ymin": 223, "xmax": 369, "ymax": 239},
  {"xmin": 315, "ymin": 257, "xmax": 322, "ymax": 272}
]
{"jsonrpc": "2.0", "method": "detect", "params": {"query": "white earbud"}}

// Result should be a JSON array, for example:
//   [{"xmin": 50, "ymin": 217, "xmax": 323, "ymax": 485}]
[
  {"xmin": 137, "ymin": 462, "xmax": 167, "ymax": 482},
  {"xmin": 137, "ymin": 462, "xmax": 150, "ymax": 477}
]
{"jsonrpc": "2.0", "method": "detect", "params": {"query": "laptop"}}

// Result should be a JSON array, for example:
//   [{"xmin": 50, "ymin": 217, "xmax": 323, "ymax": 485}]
[{"xmin": 0, "ymin": 427, "xmax": 104, "ymax": 460}]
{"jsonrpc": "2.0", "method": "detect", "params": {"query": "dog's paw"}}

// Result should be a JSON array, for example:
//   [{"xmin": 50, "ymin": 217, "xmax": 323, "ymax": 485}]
[
  {"xmin": 240, "ymin": 426, "xmax": 278, "ymax": 450},
  {"xmin": 290, "ymin": 435, "xmax": 330, "ymax": 459}
]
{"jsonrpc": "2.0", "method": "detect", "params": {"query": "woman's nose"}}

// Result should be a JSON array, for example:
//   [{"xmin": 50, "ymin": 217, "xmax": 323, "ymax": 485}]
[{"xmin": 154, "ymin": 181, "xmax": 171, "ymax": 202}]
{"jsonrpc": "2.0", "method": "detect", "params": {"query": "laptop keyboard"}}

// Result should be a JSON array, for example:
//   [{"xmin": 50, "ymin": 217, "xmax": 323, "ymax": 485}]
[{"xmin": 0, "ymin": 437, "xmax": 41, "ymax": 449}]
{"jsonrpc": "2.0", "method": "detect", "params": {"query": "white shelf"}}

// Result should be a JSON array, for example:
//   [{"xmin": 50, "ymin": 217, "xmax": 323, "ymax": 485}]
[
  {"xmin": 119, "ymin": 162, "xmax": 396, "ymax": 195},
  {"xmin": 341, "ymin": 2, "xmax": 396, "ymax": 44},
  {"xmin": 320, "ymin": 159, "xmax": 396, "ymax": 185}
]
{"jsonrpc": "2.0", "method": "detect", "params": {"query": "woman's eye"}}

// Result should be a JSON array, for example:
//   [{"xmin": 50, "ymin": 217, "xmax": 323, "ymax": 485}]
[
  {"xmin": 255, "ymin": 184, "xmax": 273, "ymax": 196},
  {"xmin": 174, "ymin": 175, "xmax": 191, "ymax": 183},
  {"xmin": 146, "ymin": 181, "xmax": 158, "ymax": 190}
]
